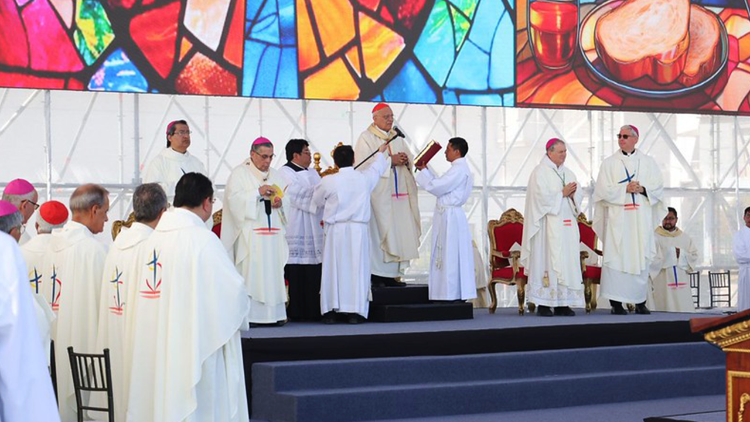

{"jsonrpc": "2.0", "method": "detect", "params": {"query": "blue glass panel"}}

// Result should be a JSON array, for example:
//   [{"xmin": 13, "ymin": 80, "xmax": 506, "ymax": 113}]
[
  {"xmin": 468, "ymin": 0, "xmax": 504, "ymax": 53},
  {"xmin": 489, "ymin": 11, "xmax": 513, "ymax": 89},
  {"xmin": 446, "ymin": 40, "xmax": 489, "ymax": 89},
  {"xmin": 414, "ymin": 1, "xmax": 456, "ymax": 86},
  {"xmin": 503, "ymin": 92, "xmax": 514, "ymax": 106},
  {"xmin": 695, "ymin": 0, "xmax": 738, "ymax": 6},
  {"xmin": 447, "ymin": 0, "xmax": 478, "ymax": 18},
  {"xmin": 246, "ymin": 0, "xmax": 264, "ymax": 22},
  {"xmin": 278, "ymin": 0, "xmax": 295, "ymax": 46},
  {"xmin": 383, "ymin": 59, "xmax": 437, "ymax": 103},
  {"xmin": 251, "ymin": 13, "xmax": 280, "ymax": 44},
  {"xmin": 88, "ymin": 49, "xmax": 148, "ymax": 92},
  {"xmin": 242, "ymin": 40, "xmax": 266, "ymax": 96},
  {"xmin": 506, "ymin": 0, "xmax": 513, "ymax": 10},
  {"xmin": 458, "ymin": 93, "xmax": 502, "ymax": 105},
  {"xmin": 252, "ymin": 45, "xmax": 281, "ymax": 96},
  {"xmin": 275, "ymin": 47, "xmax": 298, "ymax": 98},
  {"xmin": 370, "ymin": 94, "xmax": 383, "ymax": 101},
  {"xmin": 258, "ymin": 0, "xmax": 277, "ymax": 20},
  {"xmin": 442, "ymin": 90, "xmax": 459, "ymax": 104}
]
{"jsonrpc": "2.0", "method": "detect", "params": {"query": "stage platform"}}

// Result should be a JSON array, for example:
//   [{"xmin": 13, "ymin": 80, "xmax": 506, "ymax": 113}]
[{"xmin": 241, "ymin": 307, "xmax": 728, "ymax": 421}]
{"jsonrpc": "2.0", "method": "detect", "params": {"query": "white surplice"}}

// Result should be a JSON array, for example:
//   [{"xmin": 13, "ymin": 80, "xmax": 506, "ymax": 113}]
[
  {"xmin": 95, "ymin": 222, "xmax": 153, "ymax": 422},
  {"xmin": 144, "ymin": 147, "xmax": 207, "ymax": 201},
  {"xmin": 733, "ymin": 225, "xmax": 750, "ymax": 311},
  {"xmin": 21, "ymin": 234, "xmax": 56, "ymax": 358},
  {"xmin": 355, "ymin": 125, "xmax": 421, "ymax": 277},
  {"xmin": 311, "ymin": 153, "xmax": 389, "ymax": 317},
  {"xmin": 416, "ymin": 157, "xmax": 476, "ymax": 301},
  {"xmin": 648, "ymin": 227, "xmax": 698, "ymax": 312},
  {"xmin": 222, "ymin": 159, "xmax": 289, "ymax": 323},
  {"xmin": 521, "ymin": 156, "xmax": 584, "ymax": 307},
  {"xmin": 593, "ymin": 149, "xmax": 665, "ymax": 303},
  {"xmin": 279, "ymin": 163, "xmax": 324, "ymax": 265},
  {"xmin": 0, "ymin": 232, "xmax": 61, "ymax": 422},
  {"xmin": 127, "ymin": 209, "xmax": 250, "ymax": 422},
  {"xmin": 43, "ymin": 220, "xmax": 107, "ymax": 422}
]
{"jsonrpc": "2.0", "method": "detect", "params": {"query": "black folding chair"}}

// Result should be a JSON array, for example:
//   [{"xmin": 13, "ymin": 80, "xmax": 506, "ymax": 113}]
[
  {"xmin": 689, "ymin": 271, "xmax": 700, "ymax": 308},
  {"xmin": 67, "ymin": 347, "xmax": 114, "ymax": 422},
  {"xmin": 708, "ymin": 271, "xmax": 731, "ymax": 308}
]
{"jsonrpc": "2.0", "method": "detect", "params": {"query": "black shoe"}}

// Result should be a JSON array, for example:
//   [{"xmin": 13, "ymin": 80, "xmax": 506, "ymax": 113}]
[
  {"xmin": 635, "ymin": 302, "xmax": 651, "ymax": 315},
  {"xmin": 348, "ymin": 314, "xmax": 366, "ymax": 324},
  {"xmin": 610, "ymin": 300, "xmax": 628, "ymax": 315},
  {"xmin": 554, "ymin": 306, "xmax": 576, "ymax": 316},
  {"xmin": 383, "ymin": 278, "xmax": 407, "ymax": 287},
  {"xmin": 371, "ymin": 275, "xmax": 387, "ymax": 288},
  {"xmin": 537, "ymin": 305, "xmax": 554, "ymax": 317},
  {"xmin": 322, "ymin": 312, "xmax": 336, "ymax": 324},
  {"xmin": 275, "ymin": 320, "xmax": 287, "ymax": 327}
]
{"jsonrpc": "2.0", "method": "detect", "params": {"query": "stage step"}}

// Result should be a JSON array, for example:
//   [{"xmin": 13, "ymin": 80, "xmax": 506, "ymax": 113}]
[
  {"xmin": 371, "ymin": 285, "xmax": 429, "ymax": 305},
  {"xmin": 251, "ymin": 343, "xmax": 724, "ymax": 422},
  {"xmin": 368, "ymin": 302, "xmax": 473, "ymax": 322}
]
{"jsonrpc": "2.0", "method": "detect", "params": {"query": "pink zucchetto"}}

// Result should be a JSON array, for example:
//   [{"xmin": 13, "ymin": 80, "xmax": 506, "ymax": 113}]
[
  {"xmin": 0, "ymin": 200, "xmax": 18, "ymax": 217},
  {"xmin": 372, "ymin": 102, "xmax": 389, "ymax": 114},
  {"xmin": 628, "ymin": 125, "xmax": 639, "ymax": 137},
  {"xmin": 545, "ymin": 138, "xmax": 563, "ymax": 150},
  {"xmin": 39, "ymin": 201, "xmax": 69, "ymax": 225},
  {"xmin": 252, "ymin": 137, "xmax": 272, "ymax": 146},
  {"xmin": 3, "ymin": 178, "xmax": 35, "ymax": 195}
]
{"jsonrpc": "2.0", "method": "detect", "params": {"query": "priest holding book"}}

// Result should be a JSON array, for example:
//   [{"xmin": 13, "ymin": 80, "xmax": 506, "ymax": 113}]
[
  {"xmin": 415, "ymin": 137, "xmax": 476, "ymax": 302},
  {"xmin": 355, "ymin": 103, "xmax": 421, "ymax": 287}
]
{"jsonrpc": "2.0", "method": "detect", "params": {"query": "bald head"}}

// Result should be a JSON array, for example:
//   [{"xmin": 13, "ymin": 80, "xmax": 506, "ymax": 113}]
[{"xmin": 70, "ymin": 184, "xmax": 110, "ymax": 234}]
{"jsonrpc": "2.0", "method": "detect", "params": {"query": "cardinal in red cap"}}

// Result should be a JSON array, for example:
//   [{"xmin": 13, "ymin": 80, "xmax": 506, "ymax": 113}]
[
  {"xmin": 2, "ymin": 178, "xmax": 39, "ymax": 236},
  {"xmin": 144, "ymin": 119, "xmax": 207, "ymax": 201},
  {"xmin": 21, "ymin": 200, "xmax": 69, "ymax": 301}
]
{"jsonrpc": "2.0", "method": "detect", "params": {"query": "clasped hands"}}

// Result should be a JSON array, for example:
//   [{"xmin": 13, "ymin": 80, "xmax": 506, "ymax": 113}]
[
  {"xmin": 562, "ymin": 182, "xmax": 577, "ymax": 198},
  {"xmin": 625, "ymin": 181, "xmax": 645, "ymax": 194},
  {"xmin": 258, "ymin": 184, "xmax": 282, "ymax": 208},
  {"xmin": 390, "ymin": 151, "xmax": 408, "ymax": 167}
]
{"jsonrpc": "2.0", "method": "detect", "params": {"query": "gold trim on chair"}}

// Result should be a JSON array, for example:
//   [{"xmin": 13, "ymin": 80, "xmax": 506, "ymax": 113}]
[
  {"xmin": 111, "ymin": 212, "xmax": 136, "ymax": 241},
  {"xmin": 578, "ymin": 212, "xmax": 602, "ymax": 313},
  {"xmin": 487, "ymin": 208, "xmax": 527, "ymax": 315},
  {"xmin": 212, "ymin": 209, "xmax": 223, "ymax": 227},
  {"xmin": 315, "ymin": 142, "xmax": 344, "ymax": 177}
]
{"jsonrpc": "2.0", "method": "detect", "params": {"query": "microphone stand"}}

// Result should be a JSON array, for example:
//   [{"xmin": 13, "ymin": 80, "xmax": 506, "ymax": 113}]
[{"xmin": 353, "ymin": 128, "xmax": 405, "ymax": 170}]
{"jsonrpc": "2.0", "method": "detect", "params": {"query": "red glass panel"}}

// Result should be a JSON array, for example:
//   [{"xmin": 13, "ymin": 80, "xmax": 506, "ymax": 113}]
[
  {"xmin": 0, "ymin": 0, "xmax": 29, "ymax": 68},
  {"xmin": 22, "ymin": 0, "xmax": 84, "ymax": 72},
  {"xmin": 223, "ymin": 0, "xmax": 244, "ymax": 68},
  {"xmin": 175, "ymin": 51, "xmax": 237, "ymax": 95},
  {"xmin": 130, "ymin": 1, "xmax": 181, "ymax": 79}
]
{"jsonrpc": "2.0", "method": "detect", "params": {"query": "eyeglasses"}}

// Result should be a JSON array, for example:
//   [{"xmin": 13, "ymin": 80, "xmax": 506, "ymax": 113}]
[
  {"xmin": 253, "ymin": 151, "xmax": 275, "ymax": 160},
  {"xmin": 174, "ymin": 130, "xmax": 192, "ymax": 136},
  {"xmin": 23, "ymin": 199, "xmax": 40, "ymax": 210},
  {"xmin": 617, "ymin": 134, "xmax": 630, "ymax": 139}
]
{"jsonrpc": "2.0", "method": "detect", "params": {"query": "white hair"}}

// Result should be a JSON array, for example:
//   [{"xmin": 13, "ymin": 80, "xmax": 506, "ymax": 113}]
[
  {"xmin": 620, "ymin": 125, "xmax": 638, "ymax": 137},
  {"xmin": 2, "ymin": 190, "xmax": 35, "ymax": 208},
  {"xmin": 0, "ymin": 211, "xmax": 23, "ymax": 235},
  {"xmin": 70, "ymin": 184, "xmax": 109, "ymax": 213},
  {"xmin": 36, "ymin": 212, "xmax": 66, "ymax": 234},
  {"xmin": 547, "ymin": 140, "xmax": 565, "ymax": 152}
]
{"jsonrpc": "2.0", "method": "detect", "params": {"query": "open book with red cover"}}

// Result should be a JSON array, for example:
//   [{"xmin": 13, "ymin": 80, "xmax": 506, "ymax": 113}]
[{"xmin": 415, "ymin": 140, "xmax": 442, "ymax": 168}]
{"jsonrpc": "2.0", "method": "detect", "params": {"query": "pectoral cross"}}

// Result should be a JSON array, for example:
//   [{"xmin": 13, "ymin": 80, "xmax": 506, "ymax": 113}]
[{"xmin": 618, "ymin": 164, "xmax": 638, "ymax": 210}]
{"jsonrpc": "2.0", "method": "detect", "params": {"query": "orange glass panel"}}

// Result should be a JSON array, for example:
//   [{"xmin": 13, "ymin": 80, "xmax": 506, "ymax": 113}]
[
  {"xmin": 304, "ymin": 58, "xmax": 359, "ymax": 100},
  {"xmin": 716, "ymin": 67, "xmax": 750, "ymax": 111},
  {"xmin": 311, "ymin": 0, "xmax": 355, "ymax": 58},
  {"xmin": 179, "ymin": 37, "xmax": 192, "ymax": 61},
  {"xmin": 223, "ymin": 0, "xmax": 244, "ymax": 68},
  {"xmin": 345, "ymin": 46, "xmax": 361, "ymax": 76},
  {"xmin": 359, "ymin": 12, "xmax": 404, "ymax": 81},
  {"xmin": 587, "ymin": 95, "xmax": 609, "ymax": 106},
  {"xmin": 358, "ymin": 0, "xmax": 380, "ymax": 11},
  {"xmin": 528, "ymin": 71, "xmax": 591, "ymax": 104},
  {"xmin": 297, "ymin": 0, "xmax": 320, "ymax": 71},
  {"xmin": 726, "ymin": 15, "xmax": 750, "ymax": 39}
]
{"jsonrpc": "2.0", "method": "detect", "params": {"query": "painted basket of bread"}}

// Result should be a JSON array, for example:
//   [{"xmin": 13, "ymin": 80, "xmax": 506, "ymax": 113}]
[{"xmin": 579, "ymin": 0, "xmax": 728, "ymax": 98}]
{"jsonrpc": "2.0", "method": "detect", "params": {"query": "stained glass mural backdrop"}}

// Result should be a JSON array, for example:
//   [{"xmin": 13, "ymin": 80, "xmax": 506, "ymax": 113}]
[
  {"xmin": 0, "ymin": 0, "xmax": 516, "ymax": 106},
  {"xmin": 516, "ymin": 0, "xmax": 750, "ymax": 115}
]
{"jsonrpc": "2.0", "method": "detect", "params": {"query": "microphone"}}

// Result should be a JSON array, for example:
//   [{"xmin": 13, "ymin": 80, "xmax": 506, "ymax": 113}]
[{"xmin": 393, "ymin": 127, "xmax": 405, "ymax": 139}]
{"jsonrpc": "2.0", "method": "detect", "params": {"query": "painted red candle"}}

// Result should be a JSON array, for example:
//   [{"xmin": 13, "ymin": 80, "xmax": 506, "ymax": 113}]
[{"xmin": 529, "ymin": 0, "xmax": 579, "ymax": 69}]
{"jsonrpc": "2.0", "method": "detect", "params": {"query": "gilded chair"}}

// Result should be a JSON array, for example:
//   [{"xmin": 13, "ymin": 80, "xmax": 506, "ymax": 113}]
[
  {"xmin": 111, "ymin": 212, "xmax": 136, "ymax": 240},
  {"xmin": 487, "ymin": 208, "xmax": 529, "ymax": 315},
  {"xmin": 313, "ymin": 142, "xmax": 344, "ymax": 178},
  {"xmin": 578, "ymin": 213, "xmax": 602, "ymax": 313},
  {"xmin": 211, "ymin": 209, "xmax": 223, "ymax": 238}
]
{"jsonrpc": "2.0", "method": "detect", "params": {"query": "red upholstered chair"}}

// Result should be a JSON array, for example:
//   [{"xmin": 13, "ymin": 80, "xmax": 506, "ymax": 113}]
[
  {"xmin": 211, "ymin": 209, "xmax": 223, "ymax": 238},
  {"xmin": 578, "ymin": 213, "xmax": 603, "ymax": 313},
  {"xmin": 487, "ymin": 209, "xmax": 529, "ymax": 315}
]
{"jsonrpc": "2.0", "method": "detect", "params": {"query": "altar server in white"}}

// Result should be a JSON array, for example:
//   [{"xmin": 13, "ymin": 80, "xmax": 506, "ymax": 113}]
[
  {"xmin": 127, "ymin": 173, "xmax": 250, "ymax": 422},
  {"xmin": 0, "ymin": 231, "xmax": 61, "ymax": 422},
  {"xmin": 355, "ymin": 102, "xmax": 421, "ymax": 287},
  {"xmin": 280, "ymin": 139, "xmax": 324, "ymax": 321},
  {"xmin": 95, "ymin": 183, "xmax": 167, "ymax": 422},
  {"xmin": 44, "ymin": 184, "xmax": 109, "ymax": 422},
  {"xmin": 521, "ymin": 138, "xmax": 584, "ymax": 316},
  {"xmin": 311, "ymin": 143, "xmax": 389, "ymax": 324},
  {"xmin": 144, "ymin": 120, "xmax": 207, "ymax": 201},
  {"xmin": 222, "ymin": 137, "xmax": 289, "ymax": 325},
  {"xmin": 415, "ymin": 137, "xmax": 476, "ymax": 302},
  {"xmin": 648, "ymin": 207, "xmax": 698, "ymax": 312},
  {"xmin": 21, "ymin": 200, "xmax": 67, "ymax": 360},
  {"xmin": 733, "ymin": 206, "xmax": 750, "ymax": 311},
  {"xmin": 594, "ymin": 125, "xmax": 665, "ymax": 315}
]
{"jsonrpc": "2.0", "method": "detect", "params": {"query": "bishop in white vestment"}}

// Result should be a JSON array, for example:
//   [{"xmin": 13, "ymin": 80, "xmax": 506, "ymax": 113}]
[
  {"xmin": 127, "ymin": 173, "xmax": 250, "ymax": 422},
  {"xmin": 593, "ymin": 125, "xmax": 665, "ymax": 315},
  {"xmin": 43, "ymin": 184, "xmax": 109, "ymax": 422},
  {"xmin": 222, "ymin": 137, "xmax": 289, "ymax": 325},
  {"xmin": 311, "ymin": 144, "xmax": 389, "ymax": 323},
  {"xmin": 521, "ymin": 139, "xmax": 584, "ymax": 316},
  {"xmin": 415, "ymin": 137, "xmax": 476, "ymax": 302},
  {"xmin": 0, "ymin": 232, "xmax": 61, "ymax": 422},
  {"xmin": 648, "ymin": 208, "xmax": 698, "ymax": 312},
  {"xmin": 144, "ymin": 120, "xmax": 207, "ymax": 201},
  {"xmin": 280, "ymin": 139, "xmax": 324, "ymax": 321},
  {"xmin": 2, "ymin": 178, "xmax": 39, "ymax": 245},
  {"xmin": 354, "ymin": 102, "xmax": 421, "ymax": 285},
  {"xmin": 733, "ymin": 207, "xmax": 750, "ymax": 311},
  {"xmin": 95, "ymin": 184, "xmax": 167, "ymax": 422}
]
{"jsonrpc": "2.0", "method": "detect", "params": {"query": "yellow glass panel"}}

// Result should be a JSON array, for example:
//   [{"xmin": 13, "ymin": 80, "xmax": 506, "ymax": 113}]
[
  {"xmin": 297, "ymin": 0, "xmax": 320, "ymax": 71},
  {"xmin": 359, "ymin": 12, "xmax": 404, "ymax": 82},
  {"xmin": 304, "ymin": 58, "xmax": 360, "ymax": 100},
  {"xmin": 311, "ymin": 0, "xmax": 355, "ymax": 58},
  {"xmin": 345, "ymin": 46, "xmax": 361, "ymax": 77}
]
